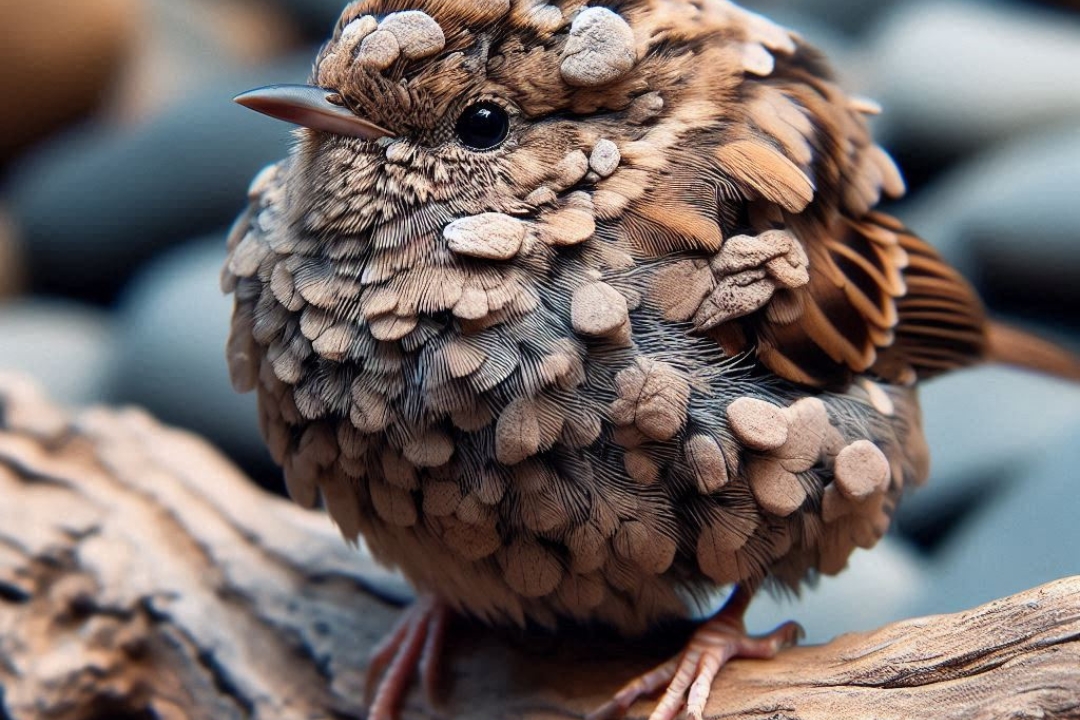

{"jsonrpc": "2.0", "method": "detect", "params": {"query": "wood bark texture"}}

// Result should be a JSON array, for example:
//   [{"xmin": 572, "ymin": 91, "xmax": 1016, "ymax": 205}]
[{"xmin": 0, "ymin": 373, "xmax": 1078, "ymax": 720}]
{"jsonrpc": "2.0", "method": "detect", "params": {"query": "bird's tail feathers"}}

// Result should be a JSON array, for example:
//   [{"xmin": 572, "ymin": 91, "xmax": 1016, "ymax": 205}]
[{"xmin": 985, "ymin": 321, "xmax": 1080, "ymax": 382}]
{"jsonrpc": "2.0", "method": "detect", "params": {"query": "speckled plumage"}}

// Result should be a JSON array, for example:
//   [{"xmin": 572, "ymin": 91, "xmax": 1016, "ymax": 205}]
[{"xmin": 224, "ymin": 0, "xmax": 1002, "ymax": 715}]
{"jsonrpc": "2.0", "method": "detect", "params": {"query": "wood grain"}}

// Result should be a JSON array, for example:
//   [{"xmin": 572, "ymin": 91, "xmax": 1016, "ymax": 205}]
[{"xmin": 1, "ymin": 373, "xmax": 1077, "ymax": 720}]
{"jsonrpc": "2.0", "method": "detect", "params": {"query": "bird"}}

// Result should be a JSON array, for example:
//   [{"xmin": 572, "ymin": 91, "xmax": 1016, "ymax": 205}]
[{"xmin": 222, "ymin": 1, "xmax": 1080, "ymax": 718}]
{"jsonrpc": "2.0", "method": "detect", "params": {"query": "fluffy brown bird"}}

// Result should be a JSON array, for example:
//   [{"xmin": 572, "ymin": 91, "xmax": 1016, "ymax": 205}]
[{"xmin": 223, "ymin": 1, "xmax": 1080, "ymax": 718}]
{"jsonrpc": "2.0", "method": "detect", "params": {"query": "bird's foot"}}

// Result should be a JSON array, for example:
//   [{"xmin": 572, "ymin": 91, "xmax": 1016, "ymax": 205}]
[
  {"xmin": 365, "ymin": 595, "xmax": 450, "ymax": 720},
  {"xmin": 589, "ymin": 601, "xmax": 802, "ymax": 720}
]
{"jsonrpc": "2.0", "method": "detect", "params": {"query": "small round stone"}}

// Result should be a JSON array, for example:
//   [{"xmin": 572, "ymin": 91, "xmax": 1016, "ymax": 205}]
[
  {"xmin": 610, "ymin": 359, "xmax": 690, "ymax": 441},
  {"xmin": 341, "ymin": 15, "xmax": 378, "ymax": 43},
  {"xmin": 525, "ymin": 186, "xmax": 557, "ymax": 206},
  {"xmin": 571, "ymin": 282, "xmax": 629, "ymax": 338},
  {"xmin": 357, "ymin": 30, "xmax": 401, "ymax": 70},
  {"xmin": 777, "ymin": 397, "xmax": 831, "ymax": 473},
  {"xmin": 627, "ymin": 92, "xmax": 664, "ymax": 124},
  {"xmin": 835, "ymin": 440, "xmax": 891, "ymax": 501},
  {"xmin": 444, "ymin": 213, "xmax": 526, "ymax": 260},
  {"xmin": 540, "ymin": 191, "xmax": 596, "ymax": 247},
  {"xmin": 727, "ymin": 397, "xmax": 789, "ymax": 451},
  {"xmin": 379, "ymin": 11, "xmax": 445, "ymax": 60},
  {"xmin": 526, "ymin": 4, "xmax": 564, "ymax": 34},
  {"xmin": 550, "ymin": 150, "xmax": 590, "ymax": 191},
  {"xmin": 590, "ymin": 139, "xmax": 621, "ymax": 177},
  {"xmin": 747, "ymin": 458, "xmax": 806, "ymax": 517},
  {"xmin": 560, "ymin": 7, "xmax": 636, "ymax": 87}
]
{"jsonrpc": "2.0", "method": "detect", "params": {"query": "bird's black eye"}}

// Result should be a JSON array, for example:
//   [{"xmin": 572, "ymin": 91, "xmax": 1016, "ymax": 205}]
[{"xmin": 455, "ymin": 102, "xmax": 510, "ymax": 151}]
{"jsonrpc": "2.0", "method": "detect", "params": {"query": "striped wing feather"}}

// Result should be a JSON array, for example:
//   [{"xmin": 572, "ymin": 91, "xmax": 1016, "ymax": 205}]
[{"xmin": 752, "ymin": 212, "xmax": 989, "ymax": 389}]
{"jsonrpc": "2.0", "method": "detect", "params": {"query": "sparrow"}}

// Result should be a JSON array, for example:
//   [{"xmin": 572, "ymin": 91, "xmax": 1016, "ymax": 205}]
[{"xmin": 223, "ymin": 1, "xmax": 1080, "ymax": 718}]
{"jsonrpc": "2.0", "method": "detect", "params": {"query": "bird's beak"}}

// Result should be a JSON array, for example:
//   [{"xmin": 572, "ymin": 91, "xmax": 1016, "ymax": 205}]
[{"xmin": 234, "ymin": 84, "xmax": 393, "ymax": 140}]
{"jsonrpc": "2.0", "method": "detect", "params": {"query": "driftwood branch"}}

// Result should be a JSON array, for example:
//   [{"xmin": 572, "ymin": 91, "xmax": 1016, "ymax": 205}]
[{"xmin": 0, "ymin": 373, "xmax": 1077, "ymax": 720}]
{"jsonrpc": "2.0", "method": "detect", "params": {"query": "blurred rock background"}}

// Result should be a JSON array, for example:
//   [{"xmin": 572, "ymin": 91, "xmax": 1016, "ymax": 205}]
[{"xmin": 1, "ymin": 0, "xmax": 1077, "ymax": 643}]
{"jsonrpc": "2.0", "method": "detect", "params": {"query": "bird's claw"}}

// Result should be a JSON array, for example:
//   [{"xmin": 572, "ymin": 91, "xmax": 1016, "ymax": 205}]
[
  {"xmin": 365, "ymin": 595, "xmax": 449, "ymax": 720},
  {"xmin": 589, "ymin": 615, "xmax": 802, "ymax": 720}
]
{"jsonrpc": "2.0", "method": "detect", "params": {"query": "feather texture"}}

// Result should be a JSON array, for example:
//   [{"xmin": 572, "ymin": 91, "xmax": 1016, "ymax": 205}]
[
  {"xmin": 222, "ymin": 0, "xmax": 1034, "ymax": 644},
  {"xmin": 751, "ymin": 213, "xmax": 988, "ymax": 388}
]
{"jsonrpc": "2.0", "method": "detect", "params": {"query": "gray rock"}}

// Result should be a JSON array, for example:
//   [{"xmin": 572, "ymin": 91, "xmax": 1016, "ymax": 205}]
[
  {"xmin": 3, "ymin": 52, "xmax": 311, "ymax": 303},
  {"xmin": 106, "ymin": 236, "xmax": 269, "ymax": 471},
  {"xmin": 912, "ymin": 422, "xmax": 1080, "ymax": 616},
  {"xmin": 740, "ymin": 4, "xmax": 860, "ymax": 76},
  {"xmin": 747, "ymin": 537, "xmax": 929, "ymax": 644},
  {"xmin": 897, "ymin": 366, "xmax": 1080, "ymax": 541},
  {"xmin": 746, "ymin": 0, "xmax": 899, "ymax": 35},
  {"xmin": 899, "ymin": 125, "xmax": 1080, "ymax": 305},
  {"xmin": 869, "ymin": 1, "xmax": 1080, "ymax": 153},
  {"xmin": 0, "ymin": 299, "xmax": 116, "ymax": 406},
  {"xmin": 274, "ymin": 0, "xmax": 357, "ymax": 39}
]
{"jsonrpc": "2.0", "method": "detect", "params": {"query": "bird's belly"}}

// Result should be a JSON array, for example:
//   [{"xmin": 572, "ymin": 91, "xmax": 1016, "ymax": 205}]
[
  {"xmin": 338, "ymin": 333, "xmax": 699, "ymax": 631},
  {"xmin": 326, "ymin": 356, "xmax": 923, "ymax": 636},
  {"xmin": 355, "ymin": 484, "xmax": 697, "ymax": 633},
  {"xmin": 240, "ymin": 239, "xmax": 928, "ymax": 633}
]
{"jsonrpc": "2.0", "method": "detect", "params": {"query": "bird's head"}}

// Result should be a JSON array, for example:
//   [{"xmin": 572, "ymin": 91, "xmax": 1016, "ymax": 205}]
[{"xmin": 233, "ymin": 0, "xmax": 879, "ymax": 263}]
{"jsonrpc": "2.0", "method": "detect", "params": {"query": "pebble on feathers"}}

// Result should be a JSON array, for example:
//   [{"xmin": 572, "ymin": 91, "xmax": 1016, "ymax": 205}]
[
  {"xmin": 444, "ymin": 213, "xmax": 526, "ymax": 260},
  {"xmin": 560, "ymin": 7, "xmax": 637, "ymax": 88}
]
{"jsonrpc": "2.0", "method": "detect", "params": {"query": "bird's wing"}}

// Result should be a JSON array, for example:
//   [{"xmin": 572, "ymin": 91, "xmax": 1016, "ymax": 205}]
[
  {"xmin": 687, "ymin": 52, "xmax": 990, "ymax": 389},
  {"xmin": 748, "ymin": 212, "xmax": 989, "ymax": 388}
]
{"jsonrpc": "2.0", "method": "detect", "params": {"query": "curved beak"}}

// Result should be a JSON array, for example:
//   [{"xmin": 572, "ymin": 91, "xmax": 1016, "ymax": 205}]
[{"xmin": 234, "ymin": 84, "xmax": 393, "ymax": 140}]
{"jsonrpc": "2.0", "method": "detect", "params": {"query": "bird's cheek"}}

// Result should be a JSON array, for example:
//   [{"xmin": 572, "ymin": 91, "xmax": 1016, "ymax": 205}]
[
  {"xmin": 501, "ymin": 122, "xmax": 597, "ymax": 194},
  {"xmin": 501, "ymin": 144, "xmax": 569, "ymax": 191},
  {"xmin": 383, "ymin": 139, "xmax": 419, "ymax": 165}
]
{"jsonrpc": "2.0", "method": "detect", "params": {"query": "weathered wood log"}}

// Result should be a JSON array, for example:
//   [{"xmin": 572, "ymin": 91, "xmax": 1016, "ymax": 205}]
[{"xmin": 1, "ymin": 373, "xmax": 1078, "ymax": 720}]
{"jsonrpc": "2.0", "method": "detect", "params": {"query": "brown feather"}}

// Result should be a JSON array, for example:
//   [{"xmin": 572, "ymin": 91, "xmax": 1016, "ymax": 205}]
[
  {"xmin": 873, "ymin": 220, "xmax": 989, "ymax": 382},
  {"xmin": 746, "ymin": 213, "xmax": 990, "ymax": 388},
  {"xmin": 985, "ymin": 321, "xmax": 1080, "ymax": 382},
  {"xmin": 715, "ymin": 140, "xmax": 815, "ymax": 213}
]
